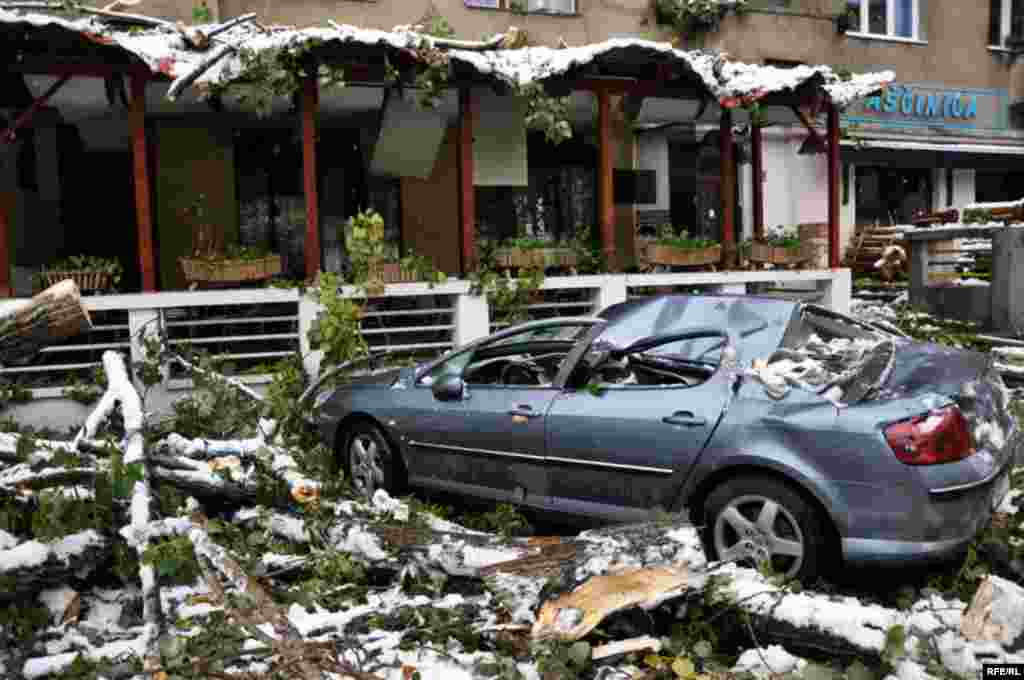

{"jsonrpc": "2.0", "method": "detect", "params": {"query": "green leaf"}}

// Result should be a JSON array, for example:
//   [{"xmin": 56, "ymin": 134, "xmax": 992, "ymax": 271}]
[
  {"xmin": 157, "ymin": 558, "xmax": 179, "ymax": 578},
  {"xmin": 693, "ymin": 640, "xmax": 713, "ymax": 658},
  {"xmin": 568, "ymin": 641, "xmax": 592, "ymax": 668},
  {"xmin": 802, "ymin": 663, "xmax": 838, "ymax": 680},
  {"xmin": 847, "ymin": 660, "xmax": 875, "ymax": 680},
  {"xmin": 672, "ymin": 656, "xmax": 696, "ymax": 679},
  {"xmin": 883, "ymin": 624, "xmax": 906, "ymax": 660}
]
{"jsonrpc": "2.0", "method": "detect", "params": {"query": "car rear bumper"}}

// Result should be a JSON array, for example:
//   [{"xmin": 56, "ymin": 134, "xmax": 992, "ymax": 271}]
[{"xmin": 840, "ymin": 464, "xmax": 1011, "ymax": 566}]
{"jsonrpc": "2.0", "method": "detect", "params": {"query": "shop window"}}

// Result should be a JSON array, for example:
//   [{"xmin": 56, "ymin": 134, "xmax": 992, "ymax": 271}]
[
  {"xmin": 846, "ymin": 0, "xmax": 919, "ymax": 40},
  {"xmin": 855, "ymin": 166, "xmax": 932, "ymax": 226},
  {"xmin": 989, "ymin": 0, "xmax": 1024, "ymax": 47}
]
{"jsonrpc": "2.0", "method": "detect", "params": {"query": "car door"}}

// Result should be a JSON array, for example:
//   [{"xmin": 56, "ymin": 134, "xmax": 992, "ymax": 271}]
[
  {"xmin": 544, "ymin": 329, "xmax": 736, "ymax": 521},
  {"xmin": 402, "ymin": 319, "xmax": 600, "ymax": 507}
]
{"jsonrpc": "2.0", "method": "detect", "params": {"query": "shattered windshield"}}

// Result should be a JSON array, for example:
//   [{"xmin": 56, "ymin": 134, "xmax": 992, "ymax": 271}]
[{"xmin": 754, "ymin": 305, "xmax": 896, "ymax": 404}]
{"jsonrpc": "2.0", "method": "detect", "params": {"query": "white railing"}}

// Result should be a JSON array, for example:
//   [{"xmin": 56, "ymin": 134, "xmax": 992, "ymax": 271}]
[{"xmin": 3, "ymin": 269, "xmax": 850, "ymax": 426}]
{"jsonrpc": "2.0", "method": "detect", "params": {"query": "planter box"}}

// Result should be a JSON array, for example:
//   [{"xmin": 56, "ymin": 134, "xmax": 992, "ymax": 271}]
[
  {"xmin": 748, "ymin": 241, "xmax": 815, "ymax": 266},
  {"xmin": 39, "ymin": 270, "xmax": 114, "ymax": 292},
  {"xmin": 180, "ymin": 255, "xmax": 282, "ymax": 283},
  {"xmin": 645, "ymin": 243, "xmax": 722, "ymax": 267},
  {"xmin": 368, "ymin": 260, "xmax": 421, "ymax": 284},
  {"xmin": 493, "ymin": 247, "xmax": 578, "ymax": 269}
]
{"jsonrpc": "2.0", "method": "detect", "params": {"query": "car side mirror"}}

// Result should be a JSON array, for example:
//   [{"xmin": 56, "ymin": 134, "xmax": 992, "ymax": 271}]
[{"xmin": 432, "ymin": 375, "xmax": 465, "ymax": 402}]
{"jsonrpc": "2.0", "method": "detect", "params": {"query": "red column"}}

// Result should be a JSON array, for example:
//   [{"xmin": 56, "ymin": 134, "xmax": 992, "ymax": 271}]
[
  {"xmin": 720, "ymin": 108, "xmax": 735, "ymax": 269},
  {"xmin": 458, "ymin": 88, "xmax": 476, "ymax": 274},
  {"xmin": 0, "ymin": 189, "xmax": 11, "ymax": 297},
  {"xmin": 597, "ymin": 89, "xmax": 616, "ymax": 271},
  {"xmin": 302, "ymin": 75, "xmax": 321, "ymax": 281},
  {"xmin": 751, "ymin": 122, "xmax": 765, "ymax": 242},
  {"xmin": 827, "ymin": 102, "xmax": 841, "ymax": 269},
  {"xmin": 129, "ymin": 72, "xmax": 156, "ymax": 291}
]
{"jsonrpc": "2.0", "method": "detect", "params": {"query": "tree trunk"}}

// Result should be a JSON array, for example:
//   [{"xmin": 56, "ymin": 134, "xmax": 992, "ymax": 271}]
[{"xmin": 0, "ymin": 279, "xmax": 91, "ymax": 365}]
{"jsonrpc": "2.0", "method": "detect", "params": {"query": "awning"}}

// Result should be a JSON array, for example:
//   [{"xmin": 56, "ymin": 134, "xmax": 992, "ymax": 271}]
[
  {"xmin": 840, "ymin": 138, "xmax": 1024, "ymax": 168},
  {"xmin": 842, "ymin": 139, "xmax": 1024, "ymax": 155}
]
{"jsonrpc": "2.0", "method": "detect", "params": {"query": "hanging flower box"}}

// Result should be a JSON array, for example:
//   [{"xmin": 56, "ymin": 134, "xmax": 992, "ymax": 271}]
[
  {"xmin": 645, "ymin": 243, "xmax": 722, "ymax": 267},
  {"xmin": 180, "ymin": 255, "xmax": 282, "ymax": 283},
  {"xmin": 493, "ymin": 247, "xmax": 578, "ymax": 269},
  {"xmin": 36, "ymin": 256, "xmax": 123, "ymax": 293},
  {"xmin": 748, "ymin": 241, "xmax": 816, "ymax": 266}
]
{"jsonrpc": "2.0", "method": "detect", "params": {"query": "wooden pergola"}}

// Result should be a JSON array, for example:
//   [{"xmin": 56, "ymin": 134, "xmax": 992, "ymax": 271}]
[{"xmin": 0, "ymin": 12, "xmax": 886, "ymax": 292}]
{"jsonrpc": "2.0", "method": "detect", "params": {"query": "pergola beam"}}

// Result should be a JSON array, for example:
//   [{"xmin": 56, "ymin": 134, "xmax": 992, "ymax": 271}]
[
  {"xmin": 129, "ymin": 72, "xmax": 156, "ymax": 292},
  {"xmin": 458, "ymin": 87, "xmax": 476, "ymax": 274},
  {"xmin": 827, "ymin": 103, "xmax": 841, "ymax": 268},
  {"xmin": 301, "ymin": 75, "xmax": 321, "ymax": 281},
  {"xmin": 719, "ymin": 109, "xmax": 736, "ymax": 269},
  {"xmin": 751, "ymin": 122, "xmax": 765, "ymax": 241},
  {"xmin": 1, "ymin": 74, "xmax": 70, "ymax": 144},
  {"xmin": 597, "ymin": 89, "xmax": 616, "ymax": 271}
]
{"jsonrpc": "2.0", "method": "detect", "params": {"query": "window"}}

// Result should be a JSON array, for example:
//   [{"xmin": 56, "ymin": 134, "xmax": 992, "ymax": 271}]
[
  {"xmin": 846, "ymin": 0, "xmax": 919, "ymax": 40},
  {"xmin": 464, "ymin": 0, "xmax": 576, "ymax": 13},
  {"xmin": 990, "ymin": 0, "xmax": 1024, "ymax": 47}
]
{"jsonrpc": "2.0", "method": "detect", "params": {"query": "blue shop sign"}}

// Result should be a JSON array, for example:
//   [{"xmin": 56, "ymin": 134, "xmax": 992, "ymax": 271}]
[
  {"xmin": 863, "ymin": 85, "xmax": 977, "ymax": 120},
  {"xmin": 845, "ymin": 83, "xmax": 1005, "ymax": 131}
]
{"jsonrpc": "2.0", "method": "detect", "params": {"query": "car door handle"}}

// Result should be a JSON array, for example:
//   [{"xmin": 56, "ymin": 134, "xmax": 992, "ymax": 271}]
[
  {"xmin": 662, "ymin": 411, "xmax": 707, "ymax": 427},
  {"xmin": 508, "ymin": 405, "xmax": 542, "ymax": 418}
]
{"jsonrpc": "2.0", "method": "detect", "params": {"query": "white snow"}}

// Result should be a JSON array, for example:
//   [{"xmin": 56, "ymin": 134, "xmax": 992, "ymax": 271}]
[
  {"xmin": 38, "ymin": 586, "xmax": 78, "ymax": 624},
  {"xmin": 0, "ymin": 8, "xmax": 891, "ymax": 110},
  {"xmin": 0, "ymin": 530, "xmax": 104, "ymax": 571},
  {"xmin": 732, "ymin": 645, "xmax": 807, "ymax": 678},
  {"xmin": 0, "ymin": 528, "xmax": 20, "ymax": 550}
]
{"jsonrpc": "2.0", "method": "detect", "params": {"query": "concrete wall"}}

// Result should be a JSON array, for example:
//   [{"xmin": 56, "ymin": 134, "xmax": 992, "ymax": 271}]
[{"xmin": 708, "ymin": 5, "xmax": 1011, "ymax": 92}]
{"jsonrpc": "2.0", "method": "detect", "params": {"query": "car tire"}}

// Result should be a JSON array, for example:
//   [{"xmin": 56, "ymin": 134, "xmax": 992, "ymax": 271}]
[
  {"xmin": 704, "ymin": 475, "xmax": 831, "ymax": 583},
  {"xmin": 342, "ymin": 421, "xmax": 401, "ymax": 499}
]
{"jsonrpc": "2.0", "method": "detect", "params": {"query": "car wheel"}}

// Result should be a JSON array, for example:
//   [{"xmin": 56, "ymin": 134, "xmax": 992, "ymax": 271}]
[
  {"xmin": 704, "ymin": 476, "xmax": 830, "ymax": 582},
  {"xmin": 343, "ymin": 421, "xmax": 398, "ymax": 499}
]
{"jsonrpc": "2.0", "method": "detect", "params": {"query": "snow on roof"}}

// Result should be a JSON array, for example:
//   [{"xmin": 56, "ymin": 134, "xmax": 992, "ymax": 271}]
[{"xmin": 0, "ymin": 7, "xmax": 892, "ymax": 108}]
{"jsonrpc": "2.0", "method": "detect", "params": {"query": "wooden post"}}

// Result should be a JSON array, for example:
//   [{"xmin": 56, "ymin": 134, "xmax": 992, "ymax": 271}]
[
  {"xmin": 458, "ymin": 88, "xmax": 476, "ymax": 275},
  {"xmin": 302, "ymin": 75, "xmax": 321, "ymax": 281},
  {"xmin": 0, "ymin": 187, "xmax": 11, "ymax": 297},
  {"xmin": 129, "ymin": 72, "xmax": 156, "ymax": 292},
  {"xmin": 751, "ymin": 122, "xmax": 764, "ymax": 242},
  {"xmin": 827, "ymin": 102, "xmax": 840, "ymax": 269},
  {"xmin": 719, "ymin": 108, "xmax": 736, "ymax": 269},
  {"xmin": 597, "ymin": 89, "xmax": 616, "ymax": 271}
]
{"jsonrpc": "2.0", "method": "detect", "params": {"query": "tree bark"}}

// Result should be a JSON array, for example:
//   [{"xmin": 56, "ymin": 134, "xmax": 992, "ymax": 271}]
[
  {"xmin": 0, "ymin": 280, "xmax": 91, "ymax": 365},
  {"xmin": 0, "ymin": 530, "xmax": 108, "ymax": 599}
]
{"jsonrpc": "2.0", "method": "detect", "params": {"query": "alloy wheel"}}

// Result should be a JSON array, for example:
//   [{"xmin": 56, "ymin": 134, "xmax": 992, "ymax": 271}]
[
  {"xmin": 348, "ymin": 434, "xmax": 384, "ymax": 497},
  {"xmin": 712, "ymin": 493, "xmax": 805, "ymax": 578}
]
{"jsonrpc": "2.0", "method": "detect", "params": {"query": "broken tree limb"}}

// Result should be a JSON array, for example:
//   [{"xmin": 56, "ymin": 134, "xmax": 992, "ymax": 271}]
[
  {"xmin": 167, "ymin": 351, "xmax": 265, "ymax": 402},
  {"xmin": 166, "ymin": 42, "xmax": 238, "ymax": 101},
  {"xmin": 0, "ymin": 530, "xmax": 109, "ymax": 599},
  {"xmin": 0, "ymin": 279, "xmax": 91, "ymax": 365}
]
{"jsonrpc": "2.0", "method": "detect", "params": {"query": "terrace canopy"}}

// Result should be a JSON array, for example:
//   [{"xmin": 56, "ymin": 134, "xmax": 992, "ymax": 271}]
[{"xmin": 0, "ymin": 4, "xmax": 892, "ymax": 292}]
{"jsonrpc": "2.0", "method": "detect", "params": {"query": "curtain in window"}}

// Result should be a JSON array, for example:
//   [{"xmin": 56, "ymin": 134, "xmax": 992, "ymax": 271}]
[{"xmin": 894, "ymin": 0, "xmax": 913, "ymax": 37}]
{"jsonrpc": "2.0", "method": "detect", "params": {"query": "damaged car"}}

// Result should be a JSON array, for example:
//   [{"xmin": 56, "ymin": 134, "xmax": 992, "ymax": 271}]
[{"xmin": 313, "ymin": 295, "xmax": 1018, "ymax": 581}]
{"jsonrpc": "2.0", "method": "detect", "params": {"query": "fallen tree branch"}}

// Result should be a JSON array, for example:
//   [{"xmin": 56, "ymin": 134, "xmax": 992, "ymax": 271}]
[
  {"xmin": 167, "ymin": 41, "xmax": 238, "ymax": 100},
  {"xmin": 0, "ymin": 530, "xmax": 108, "ymax": 599}
]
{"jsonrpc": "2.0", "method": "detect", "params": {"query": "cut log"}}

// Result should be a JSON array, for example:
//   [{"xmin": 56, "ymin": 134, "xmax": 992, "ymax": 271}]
[{"xmin": 0, "ymin": 279, "xmax": 91, "ymax": 365}]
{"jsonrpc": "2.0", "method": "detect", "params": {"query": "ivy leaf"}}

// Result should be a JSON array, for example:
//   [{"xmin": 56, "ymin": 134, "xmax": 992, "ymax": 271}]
[
  {"xmin": 568, "ymin": 641, "xmax": 591, "ymax": 668},
  {"xmin": 672, "ymin": 656, "xmax": 696, "ymax": 679}
]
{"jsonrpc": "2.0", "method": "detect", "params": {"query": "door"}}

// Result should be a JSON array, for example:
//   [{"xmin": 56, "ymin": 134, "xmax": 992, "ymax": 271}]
[
  {"xmin": 544, "ymin": 331, "xmax": 735, "ymax": 521},
  {"xmin": 403, "ymin": 319, "xmax": 599, "ymax": 506}
]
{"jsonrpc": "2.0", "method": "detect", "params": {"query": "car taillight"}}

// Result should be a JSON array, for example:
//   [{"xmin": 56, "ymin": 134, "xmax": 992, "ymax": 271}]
[{"xmin": 884, "ymin": 406, "xmax": 975, "ymax": 465}]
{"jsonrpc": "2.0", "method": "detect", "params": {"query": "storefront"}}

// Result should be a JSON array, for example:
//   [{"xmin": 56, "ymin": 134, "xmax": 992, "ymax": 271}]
[{"xmin": 841, "ymin": 82, "xmax": 1024, "ymax": 224}]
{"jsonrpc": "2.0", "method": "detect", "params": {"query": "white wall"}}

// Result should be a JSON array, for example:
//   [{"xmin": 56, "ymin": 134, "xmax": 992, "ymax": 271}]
[
  {"xmin": 761, "ymin": 126, "xmax": 828, "ymax": 232},
  {"xmin": 636, "ymin": 131, "xmax": 670, "ymax": 211}
]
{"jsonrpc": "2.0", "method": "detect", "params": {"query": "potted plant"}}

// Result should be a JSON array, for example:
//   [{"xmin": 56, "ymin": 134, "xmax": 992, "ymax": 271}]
[
  {"xmin": 642, "ymin": 224, "xmax": 722, "ymax": 267},
  {"xmin": 492, "ymin": 224, "xmax": 579, "ymax": 270},
  {"xmin": 36, "ymin": 255, "xmax": 123, "ymax": 293},
  {"xmin": 748, "ymin": 225, "xmax": 816, "ymax": 267},
  {"xmin": 344, "ymin": 209, "xmax": 445, "ymax": 288},
  {"xmin": 178, "ymin": 193, "xmax": 282, "ymax": 285}
]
